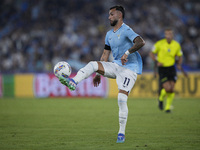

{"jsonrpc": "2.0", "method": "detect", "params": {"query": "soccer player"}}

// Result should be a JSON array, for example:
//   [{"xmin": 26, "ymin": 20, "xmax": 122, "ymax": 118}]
[
  {"xmin": 59, "ymin": 5, "xmax": 145, "ymax": 143},
  {"xmin": 149, "ymin": 28, "xmax": 186, "ymax": 113}
]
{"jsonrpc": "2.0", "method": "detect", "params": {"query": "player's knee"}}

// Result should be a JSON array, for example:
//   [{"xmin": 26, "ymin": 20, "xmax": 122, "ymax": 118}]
[
  {"xmin": 169, "ymin": 88, "xmax": 174, "ymax": 93},
  {"xmin": 88, "ymin": 61, "xmax": 98, "ymax": 71},
  {"xmin": 165, "ymin": 87, "xmax": 173, "ymax": 93},
  {"xmin": 165, "ymin": 88, "xmax": 170, "ymax": 93},
  {"xmin": 118, "ymin": 93, "xmax": 128, "ymax": 102}
]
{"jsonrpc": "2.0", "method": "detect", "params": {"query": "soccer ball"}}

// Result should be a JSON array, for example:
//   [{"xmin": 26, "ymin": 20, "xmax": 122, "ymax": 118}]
[{"xmin": 54, "ymin": 61, "xmax": 72, "ymax": 78}]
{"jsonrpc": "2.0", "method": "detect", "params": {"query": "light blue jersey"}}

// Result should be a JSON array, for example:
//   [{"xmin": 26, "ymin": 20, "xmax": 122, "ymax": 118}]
[{"xmin": 105, "ymin": 23, "xmax": 143, "ymax": 74}]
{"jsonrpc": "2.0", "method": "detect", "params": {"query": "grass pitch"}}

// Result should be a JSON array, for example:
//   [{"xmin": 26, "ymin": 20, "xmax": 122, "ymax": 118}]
[{"xmin": 0, "ymin": 97, "xmax": 199, "ymax": 150}]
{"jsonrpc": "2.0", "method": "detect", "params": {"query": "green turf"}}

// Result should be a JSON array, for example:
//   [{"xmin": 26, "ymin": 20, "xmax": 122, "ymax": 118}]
[{"xmin": 0, "ymin": 97, "xmax": 199, "ymax": 150}]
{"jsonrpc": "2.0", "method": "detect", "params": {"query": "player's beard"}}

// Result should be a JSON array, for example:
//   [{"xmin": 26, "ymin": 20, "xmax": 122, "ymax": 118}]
[{"xmin": 110, "ymin": 19, "xmax": 118, "ymax": 26}]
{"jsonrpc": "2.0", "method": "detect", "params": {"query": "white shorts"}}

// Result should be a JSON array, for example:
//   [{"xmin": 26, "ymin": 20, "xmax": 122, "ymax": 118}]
[{"xmin": 100, "ymin": 62, "xmax": 137, "ymax": 92}]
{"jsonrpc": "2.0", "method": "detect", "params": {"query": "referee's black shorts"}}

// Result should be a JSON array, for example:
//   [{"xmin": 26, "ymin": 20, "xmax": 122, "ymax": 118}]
[{"xmin": 158, "ymin": 65, "xmax": 177, "ymax": 84}]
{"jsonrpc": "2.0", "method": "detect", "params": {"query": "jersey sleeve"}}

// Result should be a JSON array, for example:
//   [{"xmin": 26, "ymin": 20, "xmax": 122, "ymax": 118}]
[
  {"xmin": 126, "ymin": 27, "xmax": 139, "ymax": 42},
  {"xmin": 105, "ymin": 32, "xmax": 110, "ymax": 46},
  {"xmin": 104, "ymin": 32, "xmax": 111, "ymax": 50},
  {"xmin": 176, "ymin": 43, "xmax": 183, "ymax": 56}
]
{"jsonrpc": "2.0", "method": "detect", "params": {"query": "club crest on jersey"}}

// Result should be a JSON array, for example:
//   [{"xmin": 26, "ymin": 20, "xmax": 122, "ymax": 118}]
[
  {"xmin": 117, "ymin": 34, "xmax": 120, "ymax": 39},
  {"xmin": 168, "ymin": 49, "xmax": 171, "ymax": 52}
]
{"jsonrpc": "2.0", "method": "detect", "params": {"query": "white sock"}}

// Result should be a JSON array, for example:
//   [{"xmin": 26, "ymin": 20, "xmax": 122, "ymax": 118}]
[
  {"xmin": 118, "ymin": 93, "xmax": 128, "ymax": 135},
  {"xmin": 73, "ymin": 61, "xmax": 98, "ymax": 83}
]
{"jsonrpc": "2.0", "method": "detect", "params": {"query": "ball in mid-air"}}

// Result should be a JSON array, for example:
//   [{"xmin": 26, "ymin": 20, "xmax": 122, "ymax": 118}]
[{"xmin": 54, "ymin": 61, "xmax": 72, "ymax": 78}]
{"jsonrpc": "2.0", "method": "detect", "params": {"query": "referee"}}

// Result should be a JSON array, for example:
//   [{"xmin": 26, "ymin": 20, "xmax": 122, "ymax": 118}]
[{"xmin": 150, "ymin": 28, "xmax": 185, "ymax": 113}]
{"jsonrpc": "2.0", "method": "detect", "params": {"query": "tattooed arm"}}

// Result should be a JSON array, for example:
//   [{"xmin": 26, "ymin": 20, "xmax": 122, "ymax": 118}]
[
  {"xmin": 100, "ymin": 49, "xmax": 111, "ymax": 62},
  {"xmin": 129, "ymin": 36, "xmax": 145, "ymax": 53},
  {"xmin": 121, "ymin": 36, "xmax": 145, "ymax": 65}
]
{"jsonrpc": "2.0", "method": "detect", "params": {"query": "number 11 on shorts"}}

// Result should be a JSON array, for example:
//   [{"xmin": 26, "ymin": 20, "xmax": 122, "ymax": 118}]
[{"xmin": 123, "ymin": 77, "xmax": 130, "ymax": 86}]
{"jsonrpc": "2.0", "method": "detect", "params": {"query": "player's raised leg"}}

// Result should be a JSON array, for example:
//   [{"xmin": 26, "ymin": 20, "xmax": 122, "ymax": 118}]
[{"xmin": 59, "ymin": 61, "xmax": 103, "ymax": 91}]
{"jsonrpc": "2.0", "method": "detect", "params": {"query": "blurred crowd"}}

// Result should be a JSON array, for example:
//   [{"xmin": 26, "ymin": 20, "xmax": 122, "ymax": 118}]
[{"xmin": 0, "ymin": 0, "xmax": 200, "ymax": 73}]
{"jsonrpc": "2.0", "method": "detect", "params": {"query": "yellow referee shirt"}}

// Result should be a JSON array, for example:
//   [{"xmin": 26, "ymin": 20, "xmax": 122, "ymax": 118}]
[{"xmin": 152, "ymin": 39, "xmax": 183, "ymax": 67}]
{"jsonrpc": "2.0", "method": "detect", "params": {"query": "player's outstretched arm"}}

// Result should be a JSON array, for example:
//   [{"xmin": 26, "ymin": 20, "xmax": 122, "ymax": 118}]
[
  {"xmin": 149, "ymin": 52, "xmax": 158, "ymax": 74},
  {"xmin": 100, "ymin": 49, "xmax": 111, "ymax": 62},
  {"xmin": 93, "ymin": 49, "xmax": 111, "ymax": 87},
  {"xmin": 176, "ymin": 56, "xmax": 188, "ymax": 77}
]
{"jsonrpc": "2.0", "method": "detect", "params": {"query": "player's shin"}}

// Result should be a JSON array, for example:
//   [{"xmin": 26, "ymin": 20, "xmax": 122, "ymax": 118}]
[
  {"xmin": 159, "ymin": 88, "xmax": 167, "ymax": 101},
  {"xmin": 73, "ymin": 61, "xmax": 98, "ymax": 83},
  {"xmin": 165, "ymin": 92, "xmax": 175, "ymax": 111},
  {"xmin": 118, "ymin": 93, "xmax": 128, "ymax": 135}
]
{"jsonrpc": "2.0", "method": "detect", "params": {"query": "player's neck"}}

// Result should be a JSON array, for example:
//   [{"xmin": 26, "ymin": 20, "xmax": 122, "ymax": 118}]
[
  {"xmin": 113, "ymin": 21, "xmax": 123, "ymax": 32},
  {"xmin": 167, "ymin": 39, "xmax": 172, "ymax": 44},
  {"xmin": 166, "ymin": 38, "xmax": 173, "ymax": 44}
]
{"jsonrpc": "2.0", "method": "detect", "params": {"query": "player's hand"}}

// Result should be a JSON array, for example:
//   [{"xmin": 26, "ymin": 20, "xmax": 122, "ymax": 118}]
[
  {"xmin": 93, "ymin": 75, "xmax": 101, "ymax": 87},
  {"xmin": 176, "ymin": 64, "xmax": 182, "ymax": 70},
  {"xmin": 177, "ymin": 64, "xmax": 188, "ymax": 78},
  {"xmin": 121, "ymin": 54, "xmax": 128, "ymax": 65},
  {"xmin": 183, "ymin": 71, "xmax": 188, "ymax": 78},
  {"xmin": 153, "ymin": 72, "xmax": 158, "ymax": 78},
  {"xmin": 157, "ymin": 62, "xmax": 163, "ymax": 67},
  {"xmin": 59, "ymin": 76, "xmax": 67, "ymax": 86}
]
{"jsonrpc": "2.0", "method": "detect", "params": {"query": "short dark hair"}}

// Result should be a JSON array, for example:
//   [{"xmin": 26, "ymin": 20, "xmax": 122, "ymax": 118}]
[
  {"xmin": 164, "ymin": 27, "xmax": 173, "ymax": 31},
  {"xmin": 110, "ymin": 5, "xmax": 125, "ymax": 19}
]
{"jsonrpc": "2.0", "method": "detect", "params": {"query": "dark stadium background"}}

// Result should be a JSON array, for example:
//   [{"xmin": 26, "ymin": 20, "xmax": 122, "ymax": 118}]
[{"xmin": 0, "ymin": 0, "xmax": 200, "ymax": 73}]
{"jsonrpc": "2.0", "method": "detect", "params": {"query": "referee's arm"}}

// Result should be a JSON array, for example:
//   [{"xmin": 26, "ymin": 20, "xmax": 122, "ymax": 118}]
[{"xmin": 149, "ymin": 51, "xmax": 157, "ymax": 61}]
